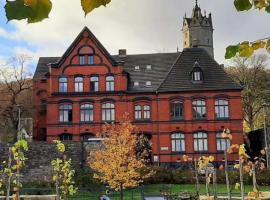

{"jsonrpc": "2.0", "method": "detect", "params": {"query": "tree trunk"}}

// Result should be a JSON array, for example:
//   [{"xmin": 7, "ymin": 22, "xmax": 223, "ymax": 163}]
[
  {"xmin": 224, "ymin": 149, "xmax": 231, "ymax": 200},
  {"xmin": 56, "ymin": 179, "xmax": 60, "ymax": 200},
  {"xmin": 252, "ymin": 164, "xmax": 258, "ymax": 192},
  {"xmin": 213, "ymin": 169, "xmax": 218, "ymax": 200},
  {"xmin": 239, "ymin": 157, "xmax": 245, "ymax": 200},
  {"xmin": 120, "ymin": 184, "xmax": 123, "ymax": 200},
  {"xmin": 205, "ymin": 168, "xmax": 209, "ymax": 197},
  {"xmin": 194, "ymin": 159, "xmax": 200, "ymax": 197}
]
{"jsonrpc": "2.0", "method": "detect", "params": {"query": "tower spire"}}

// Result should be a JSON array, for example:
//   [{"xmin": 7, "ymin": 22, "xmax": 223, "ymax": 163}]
[{"xmin": 195, "ymin": 0, "xmax": 198, "ymax": 6}]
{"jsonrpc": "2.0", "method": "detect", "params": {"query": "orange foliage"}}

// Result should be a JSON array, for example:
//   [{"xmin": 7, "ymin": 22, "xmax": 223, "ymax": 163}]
[{"xmin": 89, "ymin": 115, "xmax": 152, "ymax": 191}]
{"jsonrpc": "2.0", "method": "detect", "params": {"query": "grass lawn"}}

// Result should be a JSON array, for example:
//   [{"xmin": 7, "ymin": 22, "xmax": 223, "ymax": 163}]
[{"xmin": 70, "ymin": 184, "xmax": 270, "ymax": 200}]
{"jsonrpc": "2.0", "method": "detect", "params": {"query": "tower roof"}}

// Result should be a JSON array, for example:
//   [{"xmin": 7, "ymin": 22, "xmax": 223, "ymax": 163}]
[{"xmin": 192, "ymin": 0, "xmax": 203, "ymax": 18}]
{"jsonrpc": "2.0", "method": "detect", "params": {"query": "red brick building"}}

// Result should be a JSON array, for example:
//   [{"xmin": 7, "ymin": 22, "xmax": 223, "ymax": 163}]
[{"xmin": 33, "ymin": 4, "xmax": 243, "ymax": 164}]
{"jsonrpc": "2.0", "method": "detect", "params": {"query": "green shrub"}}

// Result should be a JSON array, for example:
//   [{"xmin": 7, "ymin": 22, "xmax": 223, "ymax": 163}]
[{"xmin": 74, "ymin": 167, "xmax": 101, "ymax": 188}]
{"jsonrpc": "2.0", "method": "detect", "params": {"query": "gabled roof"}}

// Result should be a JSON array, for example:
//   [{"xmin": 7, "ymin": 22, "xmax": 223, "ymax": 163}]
[
  {"xmin": 34, "ymin": 52, "xmax": 180, "ymax": 92},
  {"xmin": 157, "ymin": 48, "xmax": 242, "ymax": 92},
  {"xmin": 33, "ymin": 48, "xmax": 241, "ymax": 93},
  {"xmin": 33, "ymin": 57, "xmax": 59, "ymax": 79},
  {"xmin": 50, "ymin": 27, "xmax": 118, "ymax": 68}
]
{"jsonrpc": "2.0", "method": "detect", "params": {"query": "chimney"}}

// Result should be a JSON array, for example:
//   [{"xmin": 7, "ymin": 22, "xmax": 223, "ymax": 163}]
[{"xmin": 118, "ymin": 49, "xmax": 127, "ymax": 58}]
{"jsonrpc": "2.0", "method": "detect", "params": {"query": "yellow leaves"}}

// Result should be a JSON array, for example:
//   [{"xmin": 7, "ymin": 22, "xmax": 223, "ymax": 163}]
[
  {"xmin": 266, "ymin": 39, "xmax": 270, "ymax": 53},
  {"xmin": 53, "ymin": 140, "xmax": 65, "ymax": 153},
  {"xmin": 235, "ymin": 182, "xmax": 240, "ymax": 190},
  {"xmin": 197, "ymin": 156, "xmax": 214, "ymax": 170},
  {"xmin": 226, "ymin": 38, "xmax": 270, "ymax": 59},
  {"xmin": 254, "ymin": 0, "xmax": 267, "ymax": 9},
  {"xmin": 81, "ymin": 0, "xmax": 111, "ymax": 16},
  {"xmin": 90, "ymin": 118, "xmax": 152, "ymax": 191},
  {"xmin": 51, "ymin": 142, "xmax": 77, "ymax": 198},
  {"xmin": 248, "ymin": 191, "xmax": 262, "ymax": 199},
  {"xmin": 239, "ymin": 41, "xmax": 254, "ymax": 57},
  {"xmin": 252, "ymin": 40, "xmax": 266, "ymax": 50},
  {"xmin": 234, "ymin": 164, "xmax": 240, "ymax": 169},
  {"xmin": 239, "ymin": 144, "xmax": 249, "ymax": 159}
]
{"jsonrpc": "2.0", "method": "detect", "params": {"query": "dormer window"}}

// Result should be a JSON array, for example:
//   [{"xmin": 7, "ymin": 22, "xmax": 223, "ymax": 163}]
[
  {"xmin": 193, "ymin": 71, "xmax": 202, "ymax": 81},
  {"xmin": 134, "ymin": 66, "xmax": 140, "ymax": 71},
  {"xmin": 134, "ymin": 82, "xmax": 139, "ymax": 87},
  {"xmin": 191, "ymin": 61, "xmax": 203, "ymax": 82},
  {"xmin": 146, "ymin": 81, "xmax": 152, "ymax": 87},
  {"xmin": 146, "ymin": 65, "xmax": 152, "ymax": 70}
]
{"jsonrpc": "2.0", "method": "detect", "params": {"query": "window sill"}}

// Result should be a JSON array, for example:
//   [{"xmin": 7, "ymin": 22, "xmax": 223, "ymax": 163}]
[
  {"xmin": 134, "ymin": 119, "xmax": 152, "ymax": 123},
  {"xmin": 192, "ymin": 118, "xmax": 207, "ymax": 121},
  {"xmin": 59, "ymin": 122, "xmax": 73, "ymax": 125},
  {"xmin": 215, "ymin": 118, "xmax": 230, "ymax": 121},
  {"xmin": 194, "ymin": 151, "xmax": 209, "ymax": 154},
  {"xmin": 216, "ymin": 150, "xmax": 226, "ymax": 154},
  {"xmin": 80, "ymin": 121, "xmax": 94, "ymax": 124},
  {"xmin": 171, "ymin": 151, "xmax": 186, "ymax": 155},
  {"xmin": 102, "ymin": 120, "xmax": 115, "ymax": 123},
  {"xmin": 171, "ymin": 118, "xmax": 185, "ymax": 122}
]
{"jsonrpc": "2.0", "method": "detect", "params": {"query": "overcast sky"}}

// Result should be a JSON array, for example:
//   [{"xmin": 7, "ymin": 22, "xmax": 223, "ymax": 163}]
[{"xmin": 0, "ymin": 0, "xmax": 269, "ymax": 73}]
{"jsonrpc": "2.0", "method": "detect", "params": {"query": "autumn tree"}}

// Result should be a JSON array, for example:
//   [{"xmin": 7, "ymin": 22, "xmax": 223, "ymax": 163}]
[
  {"xmin": 0, "ymin": 55, "xmax": 32, "ymax": 142},
  {"xmin": 89, "ymin": 117, "xmax": 153, "ymax": 200},
  {"xmin": 51, "ymin": 140, "xmax": 77, "ymax": 200},
  {"xmin": 225, "ymin": 54, "xmax": 270, "ymax": 131}
]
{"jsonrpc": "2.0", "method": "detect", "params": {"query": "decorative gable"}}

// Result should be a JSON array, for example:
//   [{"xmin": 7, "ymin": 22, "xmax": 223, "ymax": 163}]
[{"xmin": 50, "ymin": 27, "xmax": 118, "ymax": 73}]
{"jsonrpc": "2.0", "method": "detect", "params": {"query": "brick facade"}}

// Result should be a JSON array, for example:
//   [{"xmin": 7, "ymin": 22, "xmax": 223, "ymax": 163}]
[{"xmin": 33, "ymin": 6, "xmax": 244, "ymax": 164}]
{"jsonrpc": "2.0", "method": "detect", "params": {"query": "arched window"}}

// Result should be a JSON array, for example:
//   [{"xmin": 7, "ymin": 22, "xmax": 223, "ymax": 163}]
[
  {"xmin": 106, "ymin": 75, "xmax": 114, "ymax": 91},
  {"xmin": 90, "ymin": 76, "xmax": 99, "ymax": 92},
  {"xmin": 102, "ymin": 103, "xmax": 115, "ymax": 121},
  {"xmin": 171, "ymin": 100, "xmax": 184, "ymax": 120},
  {"xmin": 75, "ymin": 76, "xmax": 83, "ymax": 92},
  {"xmin": 216, "ymin": 132, "xmax": 231, "ymax": 151},
  {"xmin": 80, "ymin": 133, "xmax": 95, "ymax": 141},
  {"xmin": 59, "ymin": 104, "xmax": 72, "ymax": 122},
  {"xmin": 80, "ymin": 103, "xmax": 94, "ymax": 122},
  {"xmin": 135, "ymin": 105, "xmax": 142, "ymax": 120},
  {"xmin": 59, "ymin": 77, "xmax": 67, "ymax": 92},
  {"xmin": 171, "ymin": 132, "xmax": 185, "ymax": 152},
  {"xmin": 59, "ymin": 133, "xmax": 73, "ymax": 141},
  {"xmin": 193, "ymin": 132, "xmax": 208, "ymax": 151},
  {"xmin": 79, "ymin": 46, "xmax": 95, "ymax": 65},
  {"xmin": 143, "ymin": 105, "xmax": 151, "ymax": 119},
  {"xmin": 192, "ymin": 99, "xmax": 206, "ymax": 119},
  {"xmin": 215, "ymin": 99, "xmax": 229, "ymax": 119}
]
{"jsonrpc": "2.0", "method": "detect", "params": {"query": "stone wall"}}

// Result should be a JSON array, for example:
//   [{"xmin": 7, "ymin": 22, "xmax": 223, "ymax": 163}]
[{"xmin": 0, "ymin": 141, "xmax": 101, "ymax": 182}]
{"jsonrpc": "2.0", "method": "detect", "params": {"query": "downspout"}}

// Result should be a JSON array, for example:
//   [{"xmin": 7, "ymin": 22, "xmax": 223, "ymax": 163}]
[{"xmin": 156, "ymin": 91, "xmax": 161, "ymax": 166}]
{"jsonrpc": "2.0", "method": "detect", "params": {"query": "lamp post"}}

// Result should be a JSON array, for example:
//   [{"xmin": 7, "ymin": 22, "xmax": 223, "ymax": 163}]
[{"xmin": 263, "ymin": 103, "xmax": 269, "ymax": 170}]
